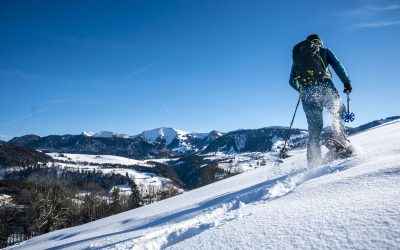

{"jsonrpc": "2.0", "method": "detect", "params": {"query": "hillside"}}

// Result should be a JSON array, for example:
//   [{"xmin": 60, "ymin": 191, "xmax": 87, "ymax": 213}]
[
  {"xmin": 9, "ymin": 118, "xmax": 400, "ymax": 249},
  {"xmin": 0, "ymin": 144, "xmax": 53, "ymax": 167}
]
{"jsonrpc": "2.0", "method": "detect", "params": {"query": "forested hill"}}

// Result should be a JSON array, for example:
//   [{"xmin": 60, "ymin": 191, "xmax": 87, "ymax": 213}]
[{"xmin": 0, "ymin": 144, "xmax": 53, "ymax": 167}]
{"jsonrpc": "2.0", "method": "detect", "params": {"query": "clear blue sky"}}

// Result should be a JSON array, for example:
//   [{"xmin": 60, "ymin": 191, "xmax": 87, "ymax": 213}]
[{"xmin": 1, "ymin": 0, "xmax": 399, "ymax": 140}]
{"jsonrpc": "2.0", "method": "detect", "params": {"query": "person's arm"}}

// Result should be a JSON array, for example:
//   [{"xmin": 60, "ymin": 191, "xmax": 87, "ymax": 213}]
[
  {"xmin": 326, "ymin": 48, "xmax": 351, "ymax": 86},
  {"xmin": 289, "ymin": 64, "xmax": 300, "ymax": 92}
]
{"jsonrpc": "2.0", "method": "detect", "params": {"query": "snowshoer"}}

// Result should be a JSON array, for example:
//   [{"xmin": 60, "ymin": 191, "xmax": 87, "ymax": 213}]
[{"xmin": 289, "ymin": 34, "xmax": 352, "ymax": 168}]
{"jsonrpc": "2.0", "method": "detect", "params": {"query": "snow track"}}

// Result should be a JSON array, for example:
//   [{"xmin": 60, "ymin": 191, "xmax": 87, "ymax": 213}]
[
  {"xmin": 89, "ymin": 176, "xmax": 276, "ymax": 249},
  {"xmin": 97, "ymin": 159, "xmax": 357, "ymax": 250}
]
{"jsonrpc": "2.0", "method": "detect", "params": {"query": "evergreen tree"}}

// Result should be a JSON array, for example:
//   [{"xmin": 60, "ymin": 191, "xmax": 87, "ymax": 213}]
[
  {"xmin": 109, "ymin": 187, "xmax": 121, "ymax": 214},
  {"xmin": 0, "ymin": 207, "xmax": 17, "ymax": 248},
  {"xmin": 128, "ymin": 182, "xmax": 141, "ymax": 209}
]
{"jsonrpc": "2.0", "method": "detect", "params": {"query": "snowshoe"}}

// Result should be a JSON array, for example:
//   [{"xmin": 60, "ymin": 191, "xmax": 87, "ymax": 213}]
[{"xmin": 324, "ymin": 138, "xmax": 352, "ymax": 159}]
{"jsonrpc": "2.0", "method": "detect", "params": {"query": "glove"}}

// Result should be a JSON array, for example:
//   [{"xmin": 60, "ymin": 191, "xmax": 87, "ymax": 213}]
[{"xmin": 343, "ymin": 82, "xmax": 352, "ymax": 93}]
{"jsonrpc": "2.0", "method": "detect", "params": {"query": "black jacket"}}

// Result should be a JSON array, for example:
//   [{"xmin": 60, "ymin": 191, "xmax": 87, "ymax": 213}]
[{"xmin": 289, "ymin": 47, "xmax": 351, "ymax": 91}]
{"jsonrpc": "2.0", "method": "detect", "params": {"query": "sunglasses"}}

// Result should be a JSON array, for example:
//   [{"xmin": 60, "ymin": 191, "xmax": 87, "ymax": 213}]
[{"xmin": 311, "ymin": 39, "xmax": 323, "ymax": 47}]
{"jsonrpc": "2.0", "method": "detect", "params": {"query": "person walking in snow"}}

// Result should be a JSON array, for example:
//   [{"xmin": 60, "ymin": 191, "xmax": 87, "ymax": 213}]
[{"xmin": 289, "ymin": 34, "xmax": 352, "ymax": 168}]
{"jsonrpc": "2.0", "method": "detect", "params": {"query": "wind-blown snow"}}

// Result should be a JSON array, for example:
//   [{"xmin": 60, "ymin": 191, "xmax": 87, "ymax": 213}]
[{"xmin": 9, "ymin": 119, "xmax": 400, "ymax": 250}]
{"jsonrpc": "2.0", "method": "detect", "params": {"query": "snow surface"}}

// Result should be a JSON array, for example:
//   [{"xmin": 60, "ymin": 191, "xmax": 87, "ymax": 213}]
[
  {"xmin": 48, "ymin": 153, "xmax": 161, "ymax": 167},
  {"xmin": 139, "ymin": 127, "xmax": 204, "ymax": 153},
  {"xmin": 203, "ymin": 152, "xmax": 276, "ymax": 173},
  {"xmin": 82, "ymin": 131, "xmax": 95, "ymax": 137},
  {"xmin": 140, "ymin": 128, "xmax": 186, "ymax": 146},
  {"xmin": 9, "ymin": 119, "xmax": 400, "ymax": 250},
  {"xmin": 47, "ymin": 153, "xmax": 175, "ymax": 193},
  {"xmin": 0, "ymin": 194, "xmax": 12, "ymax": 205}
]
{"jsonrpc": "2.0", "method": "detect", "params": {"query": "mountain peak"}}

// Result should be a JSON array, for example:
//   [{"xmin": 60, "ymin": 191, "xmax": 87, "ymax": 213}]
[
  {"xmin": 82, "ymin": 131, "xmax": 95, "ymax": 137},
  {"xmin": 140, "ymin": 127, "xmax": 187, "ymax": 146}
]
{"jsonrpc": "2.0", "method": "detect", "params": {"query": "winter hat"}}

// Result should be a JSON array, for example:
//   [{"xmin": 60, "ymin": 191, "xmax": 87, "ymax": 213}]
[{"xmin": 307, "ymin": 34, "xmax": 323, "ymax": 45}]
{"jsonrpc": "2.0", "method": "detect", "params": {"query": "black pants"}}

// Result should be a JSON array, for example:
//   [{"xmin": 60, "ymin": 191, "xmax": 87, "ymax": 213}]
[{"xmin": 301, "ymin": 80, "xmax": 347, "ymax": 168}]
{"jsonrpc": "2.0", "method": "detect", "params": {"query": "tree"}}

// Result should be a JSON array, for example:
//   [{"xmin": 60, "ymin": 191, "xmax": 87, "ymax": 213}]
[
  {"xmin": 109, "ymin": 187, "xmax": 121, "ymax": 214},
  {"xmin": 128, "ymin": 182, "xmax": 141, "ymax": 209},
  {"xmin": 28, "ymin": 180, "xmax": 71, "ymax": 235},
  {"xmin": 0, "ymin": 207, "xmax": 17, "ymax": 248},
  {"xmin": 157, "ymin": 184, "xmax": 180, "ymax": 201}
]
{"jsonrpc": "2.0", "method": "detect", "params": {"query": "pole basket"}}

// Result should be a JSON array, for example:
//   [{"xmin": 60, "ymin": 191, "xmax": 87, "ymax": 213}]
[{"xmin": 342, "ymin": 112, "xmax": 355, "ymax": 122}]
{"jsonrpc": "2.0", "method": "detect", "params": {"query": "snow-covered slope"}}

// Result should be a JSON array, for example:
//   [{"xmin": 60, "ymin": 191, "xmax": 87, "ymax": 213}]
[
  {"xmin": 139, "ymin": 128, "xmax": 186, "ymax": 146},
  {"xmin": 10, "ymin": 119, "xmax": 400, "ymax": 250},
  {"xmin": 47, "ymin": 153, "xmax": 175, "ymax": 193},
  {"xmin": 48, "ymin": 153, "xmax": 167, "ymax": 167}
]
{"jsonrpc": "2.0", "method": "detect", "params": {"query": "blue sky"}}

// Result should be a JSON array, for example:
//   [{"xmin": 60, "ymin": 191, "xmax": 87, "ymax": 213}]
[{"xmin": 1, "ymin": 0, "xmax": 400, "ymax": 140}]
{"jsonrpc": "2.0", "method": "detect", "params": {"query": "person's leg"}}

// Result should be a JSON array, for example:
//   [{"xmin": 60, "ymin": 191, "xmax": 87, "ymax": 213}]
[
  {"xmin": 323, "ymin": 82, "xmax": 348, "ymax": 146},
  {"xmin": 302, "ymin": 92, "xmax": 324, "ymax": 168}
]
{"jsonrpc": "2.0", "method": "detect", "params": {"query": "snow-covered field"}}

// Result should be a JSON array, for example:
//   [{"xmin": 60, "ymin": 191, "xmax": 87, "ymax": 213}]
[
  {"xmin": 203, "ymin": 152, "xmax": 277, "ymax": 173},
  {"xmin": 47, "ymin": 153, "xmax": 174, "ymax": 192},
  {"xmin": 9, "ymin": 119, "xmax": 400, "ymax": 249},
  {"xmin": 48, "ymin": 153, "xmax": 171, "ymax": 167}
]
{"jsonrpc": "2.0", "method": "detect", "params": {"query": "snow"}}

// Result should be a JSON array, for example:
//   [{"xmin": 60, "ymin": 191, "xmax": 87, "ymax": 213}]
[
  {"xmin": 190, "ymin": 133, "xmax": 209, "ymax": 139},
  {"xmin": 142, "ymin": 128, "xmax": 195, "ymax": 153},
  {"xmin": 141, "ymin": 128, "xmax": 186, "ymax": 146},
  {"xmin": 110, "ymin": 184, "xmax": 132, "ymax": 195},
  {"xmin": 81, "ymin": 131, "xmax": 129, "ymax": 138},
  {"xmin": 139, "ymin": 128, "xmax": 210, "ymax": 153},
  {"xmin": 48, "ymin": 153, "xmax": 156, "ymax": 167},
  {"xmin": 47, "ymin": 153, "xmax": 176, "ymax": 193},
  {"xmin": 0, "ymin": 194, "xmax": 12, "ymax": 205},
  {"xmin": 94, "ymin": 131, "xmax": 129, "ymax": 138},
  {"xmin": 81, "ymin": 131, "xmax": 95, "ymax": 137},
  {"xmin": 234, "ymin": 134, "xmax": 246, "ymax": 151},
  {"xmin": 9, "ymin": 119, "xmax": 400, "ymax": 250},
  {"xmin": 203, "ymin": 152, "xmax": 276, "ymax": 173}
]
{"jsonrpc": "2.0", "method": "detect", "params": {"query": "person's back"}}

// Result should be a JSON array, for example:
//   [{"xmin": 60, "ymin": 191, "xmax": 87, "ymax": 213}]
[{"xmin": 289, "ymin": 34, "xmax": 353, "ymax": 168}]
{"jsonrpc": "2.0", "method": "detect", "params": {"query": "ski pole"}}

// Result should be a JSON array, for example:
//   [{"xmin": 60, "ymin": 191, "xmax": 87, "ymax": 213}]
[
  {"xmin": 342, "ymin": 92, "xmax": 355, "ymax": 122},
  {"xmin": 278, "ymin": 85, "xmax": 302, "ymax": 160}
]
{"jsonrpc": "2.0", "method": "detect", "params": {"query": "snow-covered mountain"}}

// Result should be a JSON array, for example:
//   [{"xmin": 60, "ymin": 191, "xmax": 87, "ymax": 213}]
[
  {"xmin": 137, "ymin": 128, "xmax": 188, "ymax": 146},
  {"xmin": 203, "ymin": 127, "xmax": 308, "ymax": 154},
  {"xmin": 82, "ymin": 131, "xmax": 130, "ymax": 138},
  {"xmin": 135, "ymin": 127, "xmax": 223, "ymax": 153},
  {"xmin": 9, "ymin": 119, "xmax": 400, "ymax": 249}
]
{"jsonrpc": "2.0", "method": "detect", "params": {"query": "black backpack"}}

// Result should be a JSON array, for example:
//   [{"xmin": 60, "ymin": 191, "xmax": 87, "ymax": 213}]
[{"xmin": 292, "ymin": 40, "xmax": 326, "ymax": 86}]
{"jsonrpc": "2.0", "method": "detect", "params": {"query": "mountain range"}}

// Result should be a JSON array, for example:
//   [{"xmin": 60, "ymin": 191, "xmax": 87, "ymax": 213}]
[{"xmin": 6, "ymin": 116, "xmax": 400, "ymax": 159}]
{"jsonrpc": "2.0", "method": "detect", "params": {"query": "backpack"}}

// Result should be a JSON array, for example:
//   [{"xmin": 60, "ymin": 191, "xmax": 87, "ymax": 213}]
[{"xmin": 292, "ymin": 40, "xmax": 326, "ymax": 86}]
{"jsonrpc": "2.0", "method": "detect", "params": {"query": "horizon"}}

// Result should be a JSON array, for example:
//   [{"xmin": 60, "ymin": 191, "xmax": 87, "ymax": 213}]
[
  {"xmin": 4, "ymin": 114, "xmax": 399, "ymax": 141},
  {"xmin": 1, "ymin": 0, "xmax": 400, "ymax": 141}
]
